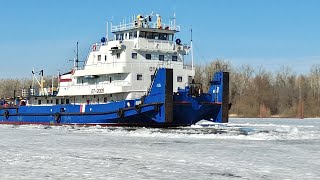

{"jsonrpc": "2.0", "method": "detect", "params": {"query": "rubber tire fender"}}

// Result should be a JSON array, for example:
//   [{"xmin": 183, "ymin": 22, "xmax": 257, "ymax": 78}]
[
  {"xmin": 4, "ymin": 110, "xmax": 9, "ymax": 119},
  {"xmin": 135, "ymin": 105, "xmax": 141, "ymax": 113},
  {"xmin": 54, "ymin": 112, "xmax": 61, "ymax": 123},
  {"xmin": 117, "ymin": 108, "xmax": 124, "ymax": 118}
]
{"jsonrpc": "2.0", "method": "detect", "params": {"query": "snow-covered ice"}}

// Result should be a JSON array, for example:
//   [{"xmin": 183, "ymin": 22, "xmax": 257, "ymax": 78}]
[{"xmin": 0, "ymin": 118, "xmax": 319, "ymax": 179}]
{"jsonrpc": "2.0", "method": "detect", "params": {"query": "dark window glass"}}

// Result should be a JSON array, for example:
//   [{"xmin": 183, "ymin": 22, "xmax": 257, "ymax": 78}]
[
  {"xmin": 98, "ymin": 55, "xmax": 101, "ymax": 61},
  {"xmin": 137, "ymin": 74, "xmax": 143, "ymax": 80},
  {"xmin": 66, "ymin": 99, "xmax": 70, "ymax": 104},
  {"xmin": 153, "ymin": 33, "xmax": 159, "ymax": 40},
  {"xmin": 159, "ymin": 55, "xmax": 164, "ymax": 61},
  {"xmin": 105, "ymin": 55, "xmax": 107, "ymax": 61},
  {"xmin": 116, "ymin": 53, "xmax": 120, "ymax": 59},
  {"xmin": 132, "ymin": 53, "xmax": 137, "ymax": 59},
  {"xmin": 172, "ymin": 55, "xmax": 178, "ymax": 61},
  {"xmin": 146, "ymin": 54, "xmax": 151, "ymax": 60},
  {"xmin": 177, "ymin": 76, "xmax": 183, "ymax": 82},
  {"xmin": 151, "ymin": 75, "xmax": 155, "ymax": 82},
  {"xmin": 146, "ymin": 32, "xmax": 152, "ymax": 39},
  {"xmin": 139, "ymin": 31, "xmax": 146, "ymax": 38}
]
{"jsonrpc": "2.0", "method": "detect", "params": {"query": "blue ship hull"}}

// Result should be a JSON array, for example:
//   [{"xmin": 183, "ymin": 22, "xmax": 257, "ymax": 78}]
[{"xmin": 0, "ymin": 69, "xmax": 230, "ymax": 127}]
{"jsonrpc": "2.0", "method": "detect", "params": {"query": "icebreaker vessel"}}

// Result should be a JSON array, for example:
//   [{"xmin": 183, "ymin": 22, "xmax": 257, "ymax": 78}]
[{"xmin": 0, "ymin": 13, "xmax": 230, "ymax": 127}]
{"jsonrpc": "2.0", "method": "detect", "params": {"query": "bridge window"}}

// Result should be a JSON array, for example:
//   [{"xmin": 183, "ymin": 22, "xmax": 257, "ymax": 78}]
[
  {"xmin": 116, "ymin": 53, "xmax": 120, "ymax": 59},
  {"xmin": 151, "ymin": 75, "xmax": 155, "ymax": 82},
  {"xmin": 160, "ymin": 33, "xmax": 168, "ymax": 40},
  {"xmin": 172, "ymin": 55, "xmax": 178, "ymax": 61},
  {"xmin": 66, "ymin": 99, "xmax": 70, "ymax": 104},
  {"xmin": 132, "ymin": 53, "xmax": 137, "ymax": 59},
  {"xmin": 146, "ymin": 32, "xmax": 153, "ymax": 39},
  {"xmin": 116, "ymin": 34, "xmax": 124, "ymax": 40},
  {"xmin": 134, "ymin": 31, "xmax": 137, "ymax": 38},
  {"xmin": 98, "ymin": 55, "xmax": 101, "ymax": 61},
  {"xmin": 129, "ymin": 32, "xmax": 133, "ymax": 39},
  {"xmin": 146, "ymin": 54, "xmax": 151, "ymax": 60},
  {"xmin": 139, "ymin": 31, "xmax": 146, "ymax": 38},
  {"xmin": 105, "ymin": 55, "xmax": 107, "ymax": 61},
  {"xmin": 137, "ymin": 74, "xmax": 143, "ymax": 80},
  {"xmin": 153, "ymin": 33, "xmax": 159, "ymax": 40},
  {"xmin": 159, "ymin": 55, "xmax": 164, "ymax": 61},
  {"xmin": 177, "ymin": 76, "xmax": 183, "ymax": 82}
]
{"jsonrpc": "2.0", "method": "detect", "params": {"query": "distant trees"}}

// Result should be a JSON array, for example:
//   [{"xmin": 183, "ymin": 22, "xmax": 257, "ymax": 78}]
[
  {"xmin": 0, "ymin": 76, "xmax": 56, "ymax": 99},
  {"xmin": 192, "ymin": 59, "xmax": 320, "ymax": 118}
]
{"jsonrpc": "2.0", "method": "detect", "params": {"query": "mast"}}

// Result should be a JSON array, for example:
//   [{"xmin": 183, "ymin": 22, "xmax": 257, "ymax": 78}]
[
  {"xmin": 174, "ymin": 12, "xmax": 176, "ymax": 30},
  {"xmin": 191, "ymin": 28, "xmax": 194, "ymax": 78},
  {"xmin": 40, "ymin": 70, "xmax": 44, "ymax": 95},
  {"xmin": 76, "ymin": 41, "xmax": 79, "ymax": 69},
  {"xmin": 106, "ymin": 20, "xmax": 109, "ymax": 41}
]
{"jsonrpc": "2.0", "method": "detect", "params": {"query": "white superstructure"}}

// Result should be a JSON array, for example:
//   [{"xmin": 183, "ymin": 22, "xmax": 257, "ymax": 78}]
[{"xmin": 57, "ymin": 13, "xmax": 194, "ymax": 104}]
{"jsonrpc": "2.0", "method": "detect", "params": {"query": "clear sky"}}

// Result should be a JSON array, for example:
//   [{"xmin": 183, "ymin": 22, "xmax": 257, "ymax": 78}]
[{"xmin": 0, "ymin": 0, "xmax": 319, "ymax": 78}]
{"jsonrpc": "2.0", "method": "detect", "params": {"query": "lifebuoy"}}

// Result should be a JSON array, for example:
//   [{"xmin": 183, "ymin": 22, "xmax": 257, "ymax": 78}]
[
  {"xmin": 54, "ymin": 112, "xmax": 61, "ymax": 123},
  {"xmin": 135, "ymin": 105, "xmax": 141, "ymax": 113},
  {"xmin": 117, "ymin": 108, "xmax": 124, "ymax": 118},
  {"xmin": 3, "ymin": 110, "xmax": 9, "ymax": 119},
  {"xmin": 175, "ymin": 39, "xmax": 181, "ymax": 45}
]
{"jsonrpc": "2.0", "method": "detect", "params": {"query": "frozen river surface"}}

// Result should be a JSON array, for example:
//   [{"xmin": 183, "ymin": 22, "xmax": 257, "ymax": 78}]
[{"xmin": 0, "ymin": 118, "xmax": 319, "ymax": 179}]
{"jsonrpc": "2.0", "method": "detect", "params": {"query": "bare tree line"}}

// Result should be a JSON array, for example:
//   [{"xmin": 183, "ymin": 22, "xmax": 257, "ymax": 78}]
[
  {"xmin": 0, "ymin": 77, "xmax": 57, "ymax": 99},
  {"xmin": 195, "ymin": 60, "xmax": 320, "ymax": 118},
  {"xmin": 1, "ymin": 60, "xmax": 320, "ymax": 117}
]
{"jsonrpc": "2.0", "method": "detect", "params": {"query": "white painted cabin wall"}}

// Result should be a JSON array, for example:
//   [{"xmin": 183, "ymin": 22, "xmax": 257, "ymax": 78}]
[{"xmin": 57, "ymin": 32, "xmax": 194, "ymax": 102}]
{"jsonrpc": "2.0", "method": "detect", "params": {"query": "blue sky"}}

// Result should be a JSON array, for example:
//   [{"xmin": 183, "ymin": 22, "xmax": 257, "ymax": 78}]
[{"xmin": 0, "ymin": 0, "xmax": 319, "ymax": 78}]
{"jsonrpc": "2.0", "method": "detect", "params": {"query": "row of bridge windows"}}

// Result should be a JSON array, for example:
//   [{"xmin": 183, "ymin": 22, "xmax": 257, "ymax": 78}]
[
  {"xmin": 115, "ymin": 31, "xmax": 174, "ymax": 41},
  {"xmin": 132, "ymin": 53, "xmax": 178, "ymax": 61}
]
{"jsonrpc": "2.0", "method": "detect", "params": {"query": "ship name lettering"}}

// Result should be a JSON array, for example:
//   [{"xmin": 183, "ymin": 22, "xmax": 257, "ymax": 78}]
[{"xmin": 91, "ymin": 89, "xmax": 104, "ymax": 94}]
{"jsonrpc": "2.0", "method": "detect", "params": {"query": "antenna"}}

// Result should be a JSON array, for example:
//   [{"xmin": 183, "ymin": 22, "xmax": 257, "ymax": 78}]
[
  {"xmin": 110, "ymin": 20, "xmax": 113, "ymax": 33},
  {"xmin": 174, "ymin": 12, "xmax": 176, "ymax": 30},
  {"xmin": 191, "ymin": 27, "xmax": 194, "ymax": 78},
  {"xmin": 106, "ymin": 20, "xmax": 109, "ymax": 42},
  {"xmin": 76, "ymin": 41, "xmax": 79, "ymax": 68},
  {"xmin": 69, "ymin": 42, "xmax": 84, "ymax": 69}
]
